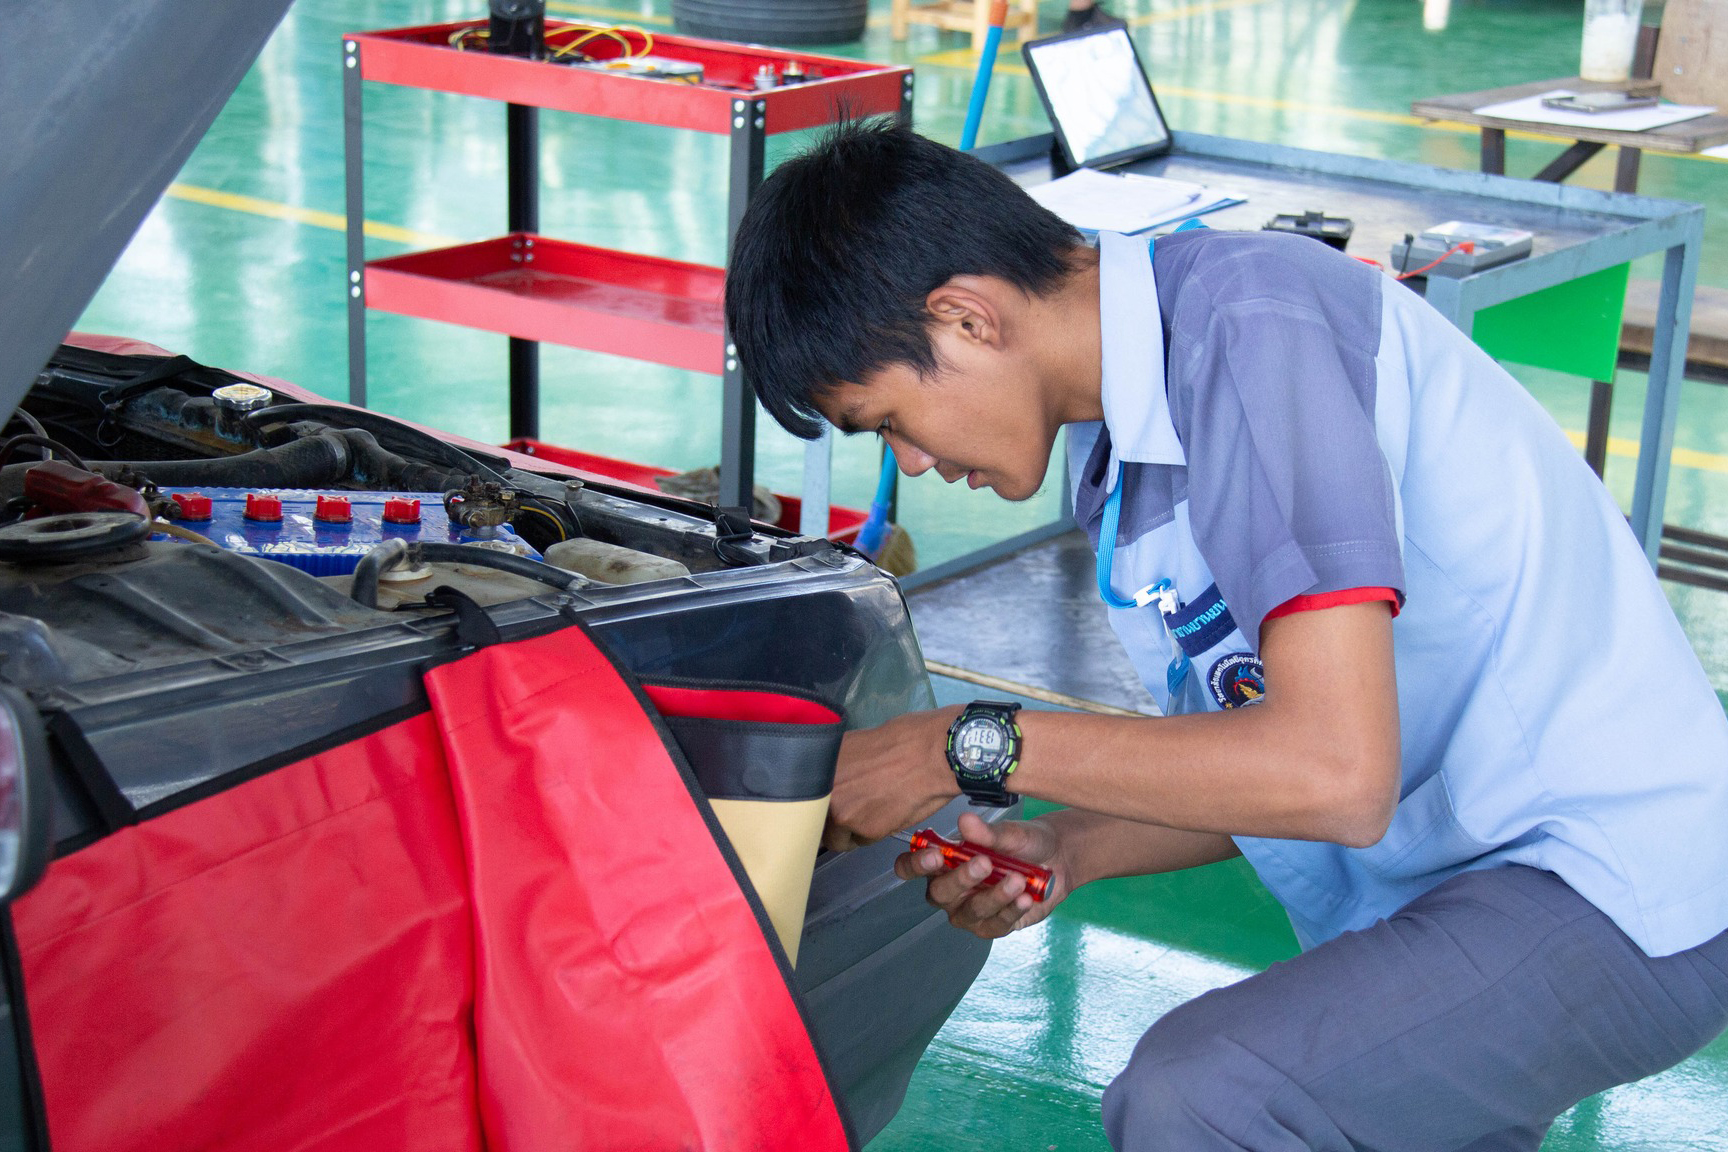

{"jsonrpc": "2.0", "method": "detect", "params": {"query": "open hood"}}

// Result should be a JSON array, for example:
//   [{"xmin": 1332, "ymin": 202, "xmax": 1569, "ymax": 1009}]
[{"xmin": 0, "ymin": 0, "xmax": 293, "ymax": 424}]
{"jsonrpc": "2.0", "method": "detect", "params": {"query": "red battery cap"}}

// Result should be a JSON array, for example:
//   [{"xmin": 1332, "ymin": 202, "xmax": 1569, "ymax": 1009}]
[
  {"xmin": 314, "ymin": 495, "xmax": 353, "ymax": 523},
  {"xmin": 382, "ymin": 497, "xmax": 422, "ymax": 524},
  {"xmin": 170, "ymin": 492, "xmax": 213, "ymax": 521},
  {"xmin": 244, "ymin": 493, "xmax": 283, "ymax": 522}
]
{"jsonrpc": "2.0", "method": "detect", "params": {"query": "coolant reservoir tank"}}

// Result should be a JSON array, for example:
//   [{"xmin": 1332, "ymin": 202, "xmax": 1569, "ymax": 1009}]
[{"xmin": 544, "ymin": 538, "xmax": 691, "ymax": 585}]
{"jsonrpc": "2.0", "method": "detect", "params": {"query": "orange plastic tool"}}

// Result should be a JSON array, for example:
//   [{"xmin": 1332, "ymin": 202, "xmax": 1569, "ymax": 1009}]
[{"xmin": 893, "ymin": 828, "xmax": 1051, "ymax": 901}]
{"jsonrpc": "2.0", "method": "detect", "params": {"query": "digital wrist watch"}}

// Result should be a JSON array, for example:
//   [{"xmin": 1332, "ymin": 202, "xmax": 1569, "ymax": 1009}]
[{"xmin": 945, "ymin": 701, "xmax": 1023, "ymax": 808}]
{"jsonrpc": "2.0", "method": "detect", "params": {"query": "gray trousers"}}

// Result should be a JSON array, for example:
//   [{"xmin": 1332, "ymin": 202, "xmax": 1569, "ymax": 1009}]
[{"xmin": 1101, "ymin": 865, "xmax": 1728, "ymax": 1151}]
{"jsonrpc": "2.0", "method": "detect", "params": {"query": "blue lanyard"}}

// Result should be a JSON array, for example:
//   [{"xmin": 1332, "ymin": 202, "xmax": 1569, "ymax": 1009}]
[
  {"xmin": 1095, "ymin": 480, "xmax": 1138, "ymax": 609},
  {"xmin": 1096, "ymin": 481, "xmax": 1193, "ymax": 696}
]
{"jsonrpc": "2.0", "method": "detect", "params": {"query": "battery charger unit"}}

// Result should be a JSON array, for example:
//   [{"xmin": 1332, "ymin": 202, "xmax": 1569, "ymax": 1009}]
[{"xmin": 1390, "ymin": 221, "xmax": 1533, "ymax": 278}]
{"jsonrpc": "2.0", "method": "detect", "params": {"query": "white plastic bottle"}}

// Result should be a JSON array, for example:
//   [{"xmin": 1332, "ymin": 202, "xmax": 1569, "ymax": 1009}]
[{"xmin": 1580, "ymin": 0, "xmax": 1643, "ymax": 83}]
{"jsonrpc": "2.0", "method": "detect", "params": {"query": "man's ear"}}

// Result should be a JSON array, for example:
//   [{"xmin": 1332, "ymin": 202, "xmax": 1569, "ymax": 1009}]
[{"xmin": 924, "ymin": 276, "xmax": 1004, "ymax": 349}]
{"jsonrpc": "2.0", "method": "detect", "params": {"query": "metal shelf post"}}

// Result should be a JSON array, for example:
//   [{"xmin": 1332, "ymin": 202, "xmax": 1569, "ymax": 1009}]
[
  {"xmin": 507, "ymin": 101, "xmax": 540, "ymax": 440},
  {"xmin": 344, "ymin": 38, "xmax": 367, "ymax": 409},
  {"xmin": 720, "ymin": 97, "xmax": 766, "ymax": 512}
]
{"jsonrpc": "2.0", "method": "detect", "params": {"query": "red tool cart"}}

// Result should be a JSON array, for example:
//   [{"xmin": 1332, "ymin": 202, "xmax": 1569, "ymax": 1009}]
[{"xmin": 341, "ymin": 21, "xmax": 912, "ymax": 532}]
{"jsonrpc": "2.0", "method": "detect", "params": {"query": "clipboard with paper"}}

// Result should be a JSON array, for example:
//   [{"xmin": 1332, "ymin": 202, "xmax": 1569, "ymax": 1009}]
[{"xmin": 1027, "ymin": 167, "xmax": 1244, "ymax": 234}]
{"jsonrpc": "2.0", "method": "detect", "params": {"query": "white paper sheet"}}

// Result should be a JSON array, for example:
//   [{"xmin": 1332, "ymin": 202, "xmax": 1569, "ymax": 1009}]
[
  {"xmin": 1471, "ymin": 90, "xmax": 1715, "ymax": 133},
  {"xmin": 1704, "ymin": 143, "xmax": 1728, "ymax": 160},
  {"xmin": 1027, "ymin": 168, "xmax": 1243, "ymax": 234}
]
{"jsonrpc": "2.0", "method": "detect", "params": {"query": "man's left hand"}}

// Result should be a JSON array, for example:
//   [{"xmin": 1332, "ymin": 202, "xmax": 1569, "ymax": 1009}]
[{"xmin": 824, "ymin": 705, "xmax": 962, "ymax": 851}]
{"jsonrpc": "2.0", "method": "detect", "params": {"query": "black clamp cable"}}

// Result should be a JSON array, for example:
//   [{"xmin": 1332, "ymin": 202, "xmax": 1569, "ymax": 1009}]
[{"xmin": 712, "ymin": 506, "xmax": 765, "ymax": 567}]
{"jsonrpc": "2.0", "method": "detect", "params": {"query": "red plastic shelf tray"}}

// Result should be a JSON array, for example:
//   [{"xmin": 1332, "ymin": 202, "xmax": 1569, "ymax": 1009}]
[
  {"xmin": 505, "ymin": 439, "xmax": 867, "ymax": 544},
  {"xmin": 348, "ymin": 22, "xmax": 911, "ymax": 135},
  {"xmin": 365, "ymin": 234, "xmax": 725, "ymax": 374}
]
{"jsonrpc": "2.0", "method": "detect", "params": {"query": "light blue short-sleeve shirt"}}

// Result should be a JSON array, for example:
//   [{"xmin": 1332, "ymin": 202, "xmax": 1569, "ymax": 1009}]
[{"xmin": 1074, "ymin": 228, "xmax": 1728, "ymax": 958}]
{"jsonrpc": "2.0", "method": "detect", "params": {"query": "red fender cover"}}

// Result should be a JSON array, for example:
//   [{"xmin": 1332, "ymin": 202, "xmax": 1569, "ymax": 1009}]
[
  {"xmin": 424, "ymin": 625, "xmax": 850, "ymax": 1151},
  {"xmin": 11, "ymin": 712, "xmax": 484, "ymax": 1151},
  {"xmin": 10, "ymin": 621, "xmax": 850, "ymax": 1151}
]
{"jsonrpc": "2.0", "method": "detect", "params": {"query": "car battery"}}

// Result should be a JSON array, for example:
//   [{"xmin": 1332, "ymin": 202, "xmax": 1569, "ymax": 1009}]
[{"xmin": 157, "ymin": 488, "xmax": 538, "ymax": 576}]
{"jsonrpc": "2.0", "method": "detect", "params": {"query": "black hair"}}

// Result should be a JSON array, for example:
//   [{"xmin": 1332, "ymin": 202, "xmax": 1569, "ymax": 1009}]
[{"xmin": 724, "ymin": 118, "xmax": 1084, "ymax": 439}]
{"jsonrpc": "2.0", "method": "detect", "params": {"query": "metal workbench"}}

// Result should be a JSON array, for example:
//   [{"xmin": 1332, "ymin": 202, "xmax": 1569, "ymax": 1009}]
[{"xmin": 904, "ymin": 129, "xmax": 1704, "ymax": 589}]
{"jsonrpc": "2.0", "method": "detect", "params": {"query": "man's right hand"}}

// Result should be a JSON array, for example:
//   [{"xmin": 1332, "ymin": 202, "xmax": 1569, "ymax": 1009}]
[{"xmin": 894, "ymin": 810, "xmax": 1073, "ymax": 939}]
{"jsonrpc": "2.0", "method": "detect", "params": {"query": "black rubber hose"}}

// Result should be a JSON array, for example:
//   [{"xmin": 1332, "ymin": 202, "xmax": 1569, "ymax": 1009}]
[
  {"xmin": 0, "ymin": 431, "xmax": 354, "ymax": 502},
  {"xmin": 0, "ymin": 434, "xmax": 88, "ymax": 471},
  {"xmin": 349, "ymin": 538, "xmax": 410, "ymax": 610},
  {"xmin": 350, "ymin": 539, "xmax": 591, "ymax": 609},
  {"xmin": 331, "ymin": 429, "xmax": 476, "ymax": 493},
  {"xmin": 248, "ymin": 404, "xmax": 510, "ymax": 484}
]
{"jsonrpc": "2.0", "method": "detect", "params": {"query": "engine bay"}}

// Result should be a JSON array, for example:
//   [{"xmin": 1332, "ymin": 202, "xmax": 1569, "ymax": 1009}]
[{"xmin": 0, "ymin": 344, "xmax": 843, "ymax": 687}]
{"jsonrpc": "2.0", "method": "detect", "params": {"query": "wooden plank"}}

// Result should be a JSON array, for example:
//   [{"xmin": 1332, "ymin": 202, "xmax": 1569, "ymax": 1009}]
[
  {"xmin": 1654, "ymin": 0, "xmax": 1728, "ymax": 108},
  {"xmin": 1622, "ymin": 280, "xmax": 1728, "ymax": 370}
]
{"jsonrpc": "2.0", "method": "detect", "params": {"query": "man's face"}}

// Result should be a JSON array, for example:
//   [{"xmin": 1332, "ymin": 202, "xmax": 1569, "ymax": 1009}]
[{"xmin": 816, "ymin": 327, "xmax": 1062, "ymax": 504}]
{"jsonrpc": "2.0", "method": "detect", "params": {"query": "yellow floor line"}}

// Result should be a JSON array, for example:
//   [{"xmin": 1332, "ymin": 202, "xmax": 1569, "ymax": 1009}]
[
  {"xmin": 925, "ymin": 660, "xmax": 1152, "ymax": 715},
  {"xmin": 1160, "ymin": 82, "xmax": 1426, "ymax": 125},
  {"xmin": 917, "ymin": 46, "xmax": 1031, "ymax": 72},
  {"xmin": 164, "ymin": 183, "xmax": 456, "ymax": 248},
  {"xmin": 1563, "ymin": 428, "xmax": 1728, "ymax": 475}
]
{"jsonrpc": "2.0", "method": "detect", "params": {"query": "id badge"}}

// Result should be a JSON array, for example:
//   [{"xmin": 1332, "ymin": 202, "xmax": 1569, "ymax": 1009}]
[{"xmin": 1151, "ymin": 583, "xmax": 1265, "ymax": 715}]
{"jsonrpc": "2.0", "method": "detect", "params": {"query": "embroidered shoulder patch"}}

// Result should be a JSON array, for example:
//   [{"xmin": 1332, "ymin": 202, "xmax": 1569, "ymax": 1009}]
[{"xmin": 1208, "ymin": 653, "xmax": 1266, "ymax": 709}]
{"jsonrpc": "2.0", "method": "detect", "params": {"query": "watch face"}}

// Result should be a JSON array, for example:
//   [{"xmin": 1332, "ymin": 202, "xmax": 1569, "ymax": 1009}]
[{"xmin": 953, "ymin": 718, "xmax": 1008, "ymax": 776}]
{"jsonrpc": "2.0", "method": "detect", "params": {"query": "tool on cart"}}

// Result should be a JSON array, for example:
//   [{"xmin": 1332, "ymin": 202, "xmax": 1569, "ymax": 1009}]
[
  {"xmin": 487, "ymin": 0, "xmax": 545, "ymax": 57},
  {"xmin": 891, "ymin": 828, "xmax": 1052, "ymax": 901}
]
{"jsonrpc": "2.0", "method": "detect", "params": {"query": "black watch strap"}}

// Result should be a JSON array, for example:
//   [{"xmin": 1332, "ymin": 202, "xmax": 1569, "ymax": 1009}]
[{"xmin": 946, "ymin": 701, "xmax": 1022, "ymax": 808}]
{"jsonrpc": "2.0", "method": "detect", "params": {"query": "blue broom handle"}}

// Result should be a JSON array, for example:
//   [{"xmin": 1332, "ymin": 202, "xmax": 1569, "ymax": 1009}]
[
  {"xmin": 960, "ymin": 0, "xmax": 1008, "ymax": 152},
  {"xmin": 875, "ymin": 448, "xmax": 899, "ymax": 506}
]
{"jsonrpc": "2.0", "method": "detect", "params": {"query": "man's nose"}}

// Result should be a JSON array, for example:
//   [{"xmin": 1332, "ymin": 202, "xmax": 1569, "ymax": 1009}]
[{"xmin": 888, "ymin": 436, "xmax": 937, "ymax": 477}]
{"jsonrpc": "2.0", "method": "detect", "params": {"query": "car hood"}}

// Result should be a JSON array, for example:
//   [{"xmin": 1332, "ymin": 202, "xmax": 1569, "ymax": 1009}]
[{"xmin": 0, "ymin": 0, "xmax": 293, "ymax": 427}]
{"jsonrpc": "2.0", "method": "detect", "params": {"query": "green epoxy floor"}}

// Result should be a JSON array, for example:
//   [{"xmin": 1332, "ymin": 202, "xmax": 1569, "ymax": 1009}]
[{"xmin": 75, "ymin": 1, "xmax": 1728, "ymax": 1146}]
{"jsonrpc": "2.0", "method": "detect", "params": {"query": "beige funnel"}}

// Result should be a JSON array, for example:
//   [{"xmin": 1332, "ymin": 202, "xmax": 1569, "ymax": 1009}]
[{"xmin": 709, "ymin": 795, "xmax": 831, "ymax": 966}]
